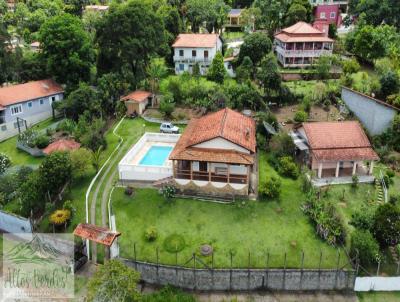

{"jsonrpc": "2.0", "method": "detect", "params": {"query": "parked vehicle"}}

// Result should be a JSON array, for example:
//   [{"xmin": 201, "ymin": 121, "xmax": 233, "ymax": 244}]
[{"xmin": 160, "ymin": 122, "xmax": 179, "ymax": 134}]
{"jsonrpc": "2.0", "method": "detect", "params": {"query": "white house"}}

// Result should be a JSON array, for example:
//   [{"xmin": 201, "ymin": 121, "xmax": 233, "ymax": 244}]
[
  {"xmin": 0, "ymin": 79, "xmax": 64, "ymax": 141},
  {"xmin": 172, "ymin": 34, "xmax": 223, "ymax": 75}
]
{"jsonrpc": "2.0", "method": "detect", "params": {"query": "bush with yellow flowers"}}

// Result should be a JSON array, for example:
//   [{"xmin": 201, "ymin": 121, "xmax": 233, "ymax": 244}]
[{"xmin": 49, "ymin": 209, "xmax": 71, "ymax": 225}]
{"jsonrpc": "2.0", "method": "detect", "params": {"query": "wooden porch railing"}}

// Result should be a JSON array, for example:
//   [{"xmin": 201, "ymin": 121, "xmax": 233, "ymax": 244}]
[{"xmin": 174, "ymin": 169, "xmax": 248, "ymax": 184}]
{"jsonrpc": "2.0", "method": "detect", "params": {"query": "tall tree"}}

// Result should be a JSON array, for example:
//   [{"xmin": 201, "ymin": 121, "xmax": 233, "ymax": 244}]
[
  {"xmin": 253, "ymin": 0, "xmax": 289, "ymax": 36},
  {"xmin": 146, "ymin": 57, "xmax": 168, "ymax": 93},
  {"xmin": 207, "ymin": 51, "xmax": 226, "ymax": 84},
  {"xmin": 186, "ymin": 0, "xmax": 229, "ymax": 33},
  {"xmin": 257, "ymin": 52, "xmax": 281, "ymax": 96},
  {"xmin": 39, "ymin": 13, "xmax": 94, "ymax": 88},
  {"xmin": 238, "ymin": 32, "xmax": 272, "ymax": 66},
  {"xmin": 96, "ymin": 0, "xmax": 166, "ymax": 86}
]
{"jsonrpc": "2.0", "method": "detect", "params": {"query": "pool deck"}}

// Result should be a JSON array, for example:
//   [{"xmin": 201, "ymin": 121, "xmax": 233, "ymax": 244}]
[{"xmin": 130, "ymin": 142, "xmax": 175, "ymax": 167}]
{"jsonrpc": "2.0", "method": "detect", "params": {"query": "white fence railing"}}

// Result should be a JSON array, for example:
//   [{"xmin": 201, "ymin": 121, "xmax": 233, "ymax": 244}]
[
  {"xmin": 276, "ymin": 47, "xmax": 332, "ymax": 58},
  {"xmin": 380, "ymin": 170, "xmax": 388, "ymax": 203}
]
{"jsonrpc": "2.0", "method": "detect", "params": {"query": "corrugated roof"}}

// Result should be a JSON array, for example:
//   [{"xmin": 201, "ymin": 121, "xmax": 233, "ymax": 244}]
[
  {"xmin": 73, "ymin": 223, "xmax": 121, "ymax": 247},
  {"xmin": 228, "ymin": 9, "xmax": 242, "ymax": 17},
  {"xmin": 172, "ymin": 34, "xmax": 219, "ymax": 48},
  {"xmin": 0, "ymin": 79, "xmax": 63, "ymax": 107}
]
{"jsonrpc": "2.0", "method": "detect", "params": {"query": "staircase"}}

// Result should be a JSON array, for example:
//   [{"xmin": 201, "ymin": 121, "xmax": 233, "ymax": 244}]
[{"xmin": 375, "ymin": 179, "xmax": 384, "ymax": 204}]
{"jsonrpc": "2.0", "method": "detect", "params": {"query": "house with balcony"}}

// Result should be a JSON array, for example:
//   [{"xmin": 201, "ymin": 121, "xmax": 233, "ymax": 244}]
[
  {"xmin": 0, "ymin": 79, "xmax": 64, "ymax": 141},
  {"xmin": 169, "ymin": 108, "xmax": 256, "ymax": 197},
  {"xmin": 226, "ymin": 9, "xmax": 242, "ymax": 28},
  {"xmin": 172, "ymin": 34, "xmax": 223, "ymax": 75},
  {"xmin": 292, "ymin": 121, "xmax": 379, "ymax": 185},
  {"xmin": 274, "ymin": 21, "xmax": 334, "ymax": 68}
]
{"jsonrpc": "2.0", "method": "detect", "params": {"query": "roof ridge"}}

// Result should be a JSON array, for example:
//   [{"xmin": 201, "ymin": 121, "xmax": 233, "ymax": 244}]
[{"xmin": 219, "ymin": 108, "xmax": 228, "ymax": 138}]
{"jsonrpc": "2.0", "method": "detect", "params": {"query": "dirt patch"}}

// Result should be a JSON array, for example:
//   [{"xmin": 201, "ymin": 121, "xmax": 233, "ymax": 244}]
[
  {"xmin": 143, "ymin": 107, "xmax": 204, "ymax": 121},
  {"xmin": 272, "ymin": 105, "xmax": 342, "ymax": 132}
]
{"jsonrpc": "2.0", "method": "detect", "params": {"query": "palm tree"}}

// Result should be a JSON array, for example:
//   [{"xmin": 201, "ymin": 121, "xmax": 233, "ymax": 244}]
[
  {"xmin": 146, "ymin": 58, "xmax": 168, "ymax": 94},
  {"xmin": 91, "ymin": 146, "xmax": 103, "ymax": 173}
]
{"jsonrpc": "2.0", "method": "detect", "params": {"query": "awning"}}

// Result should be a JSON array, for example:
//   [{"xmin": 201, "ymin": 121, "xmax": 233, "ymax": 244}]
[
  {"xmin": 290, "ymin": 131, "xmax": 309, "ymax": 151},
  {"xmin": 73, "ymin": 223, "xmax": 121, "ymax": 247}
]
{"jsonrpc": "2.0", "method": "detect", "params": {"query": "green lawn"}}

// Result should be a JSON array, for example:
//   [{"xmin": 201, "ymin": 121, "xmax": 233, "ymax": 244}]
[
  {"xmin": 357, "ymin": 292, "xmax": 400, "ymax": 302},
  {"xmin": 285, "ymin": 79, "xmax": 339, "ymax": 96},
  {"xmin": 112, "ymin": 151, "xmax": 348, "ymax": 269}
]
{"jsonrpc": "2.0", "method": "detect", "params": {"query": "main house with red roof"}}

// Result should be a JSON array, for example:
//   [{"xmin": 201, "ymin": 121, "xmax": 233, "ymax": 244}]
[
  {"xmin": 172, "ymin": 33, "xmax": 223, "ymax": 75},
  {"xmin": 169, "ymin": 108, "xmax": 256, "ymax": 196},
  {"xmin": 293, "ymin": 121, "xmax": 378, "ymax": 183},
  {"xmin": 274, "ymin": 21, "xmax": 334, "ymax": 67},
  {"xmin": 0, "ymin": 79, "xmax": 64, "ymax": 141}
]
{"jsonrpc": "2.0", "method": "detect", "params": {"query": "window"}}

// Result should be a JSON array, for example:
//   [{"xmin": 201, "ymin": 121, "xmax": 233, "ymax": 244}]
[
  {"xmin": 51, "ymin": 96, "xmax": 56, "ymax": 102},
  {"xmin": 10, "ymin": 104, "xmax": 22, "ymax": 116},
  {"xmin": 204, "ymin": 50, "xmax": 208, "ymax": 59},
  {"xmin": 39, "ymin": 99, "xmax": 44, "ymax": 105},
  {"xmin": 320, "ymin": 12, "xmax": 326, "ymax": 19},
  {"xmin": 27, "ymin": 101, "xmax": 33, "ymax": 108},
  {"xmin": 199, "ymin": 161, "xmax": 208, "ymax": 172},
  {"xmin": 330, "ymin": 12, "xmax": 336, "ymax": 18},
  {"xmin": 179, "ymin": 49, "xmax": 184, "ymax": 57},
  {"xmin": 192, "ymin": 50, "xmax": 197, "ymax": 57},
  {"xmin": 179, "ymin": 64, "xmax": 185, "ymax": 71}
]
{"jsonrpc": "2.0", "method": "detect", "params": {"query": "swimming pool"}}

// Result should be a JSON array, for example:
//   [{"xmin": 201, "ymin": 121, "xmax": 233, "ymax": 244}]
[{"xmin": 139, "ymin": 145, "xmax": 173, "ymax": 166}]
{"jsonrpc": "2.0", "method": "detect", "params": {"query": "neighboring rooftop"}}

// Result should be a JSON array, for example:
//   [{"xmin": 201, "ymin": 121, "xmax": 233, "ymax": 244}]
[
  {"xmin": 228, "ymin": 9, "xmax": 242, "ymax": 17},
  {"xmin": 85, "ymin": 5, "xmax": 109, "ymax": 12},
  {"xmin": 0, "ymin": 79, "xmax": 64, "ymax": 107},
  {"xmin": 121, "ymin": 90, "xmax": 152, "ymax": 103},
  {"xmin": 274, "ymin": 21, "xmax": 333, "ymax": 43},
  {"xmin": 302, "ymin": 121, "xmax": 379, "ymax": 161},
  {"xmin": 73, "ymin": 223, "xmax": 121, "ymax": 247},
  {"xmin": 172, "ymin": 34, "xmax": 220, "ymax": 48},
  {"xmin": 170, "ymin": 108, "xmax": 256, "ymax": 165}
]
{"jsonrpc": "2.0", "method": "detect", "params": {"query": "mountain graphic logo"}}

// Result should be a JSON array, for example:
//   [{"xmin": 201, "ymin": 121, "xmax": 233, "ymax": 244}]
[{"xmin": 4, "ymin": 235, "xmax": 63, "ymax": 265}]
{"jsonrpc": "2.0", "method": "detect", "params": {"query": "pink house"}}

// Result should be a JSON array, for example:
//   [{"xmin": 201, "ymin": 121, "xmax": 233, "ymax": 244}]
[{"xmin": 313, "ymin": 4, "xmax": 342, "ymax": 31}]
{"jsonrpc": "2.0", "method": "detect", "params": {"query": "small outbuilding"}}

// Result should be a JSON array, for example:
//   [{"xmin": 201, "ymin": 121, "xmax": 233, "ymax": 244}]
[
  {"xmin": 43, "ymin": 139, "xmax": 81, "ymax": 155},
  {"xmin": 120, "ymin": 90, "xmax": 154, "ymax": 116}
]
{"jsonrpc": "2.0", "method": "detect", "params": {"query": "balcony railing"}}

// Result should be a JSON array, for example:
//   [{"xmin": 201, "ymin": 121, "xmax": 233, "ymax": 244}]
[
  {"xmin": 173, "ymin": 56, "xmax": 212, "ymax": 64},
  {"xmin": 174, "ymin": 169, "xmax": 248, "ymax": 184},
  {"xmin": 276, "ymin": 47, "xmax": 332, "ymax": 57}
]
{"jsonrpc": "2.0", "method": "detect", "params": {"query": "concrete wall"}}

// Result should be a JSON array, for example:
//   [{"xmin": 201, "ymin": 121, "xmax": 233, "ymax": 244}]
[
  {"xmin": 0, "ymin": 210, "xmax": 32, "ymax": 234},
  {"xmin": 123, "ymin": 259, "xmax": 356, "ymax": 291},
  {"xmin": 341, "ymin": 87, "xmax": 398, "ymax": 135},
  {"xmin": 355, "ymin": 277, "xmax": 400, "ymax": 291}
]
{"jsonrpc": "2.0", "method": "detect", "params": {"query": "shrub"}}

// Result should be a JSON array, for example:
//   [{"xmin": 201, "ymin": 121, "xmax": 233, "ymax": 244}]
[
  {"xmin": 70, "ymin": 148, "xmax": 92, "ymax": 179},
  {"xmin": 269, "ymin": 132, "xmax": 296, "ymax": 157},
  {"xmin": 259, "ymin": 176, "xmax": 281, "ymax": 199},
  {"xmin": 159, "ymin": 95, "xmax": 175, "ymax": 118},
  {"xmin": 300, "ymin": 171, "xmax": 312, "ymax": 193},
  {"xmin": 144, "ymin": 226, "xmax": 158, "ymax": 242},
  {"xmin": 163, "ymin": 234, "xmax": 185, "ymax": 253},
  {"xmin": 372, "ymin": 203, "xmax": 400, "ymax": 247},
  {"xmin": 389, "ymin": 195, "xmax": 399, "ymax": 205},
  {"xmin": 302, "ymin": 193, "xmax": 346, "ymax": 245},
  {"xmin": 351, "ymin": 175, "xmax": 359, "ymax": 188},
  {"xmin": 35, "ymin": 135, "xmax": 51, "ymax": 149},
  {"xmin": 0, "ymin": 153, "xmax": 11, "ymax": 175},
  {"xmin": 162, "ymin": 185, "xmax": 176, "ymax": 200},
  {"xmin": 350, "ymin": 230, "xmax": 380, "ymax": 266},
  {"xmin": 56, "ymin": 119, "xmax": 76, "ymax": 134},
  {"xmin": 125, "ymin": 186, "xmax": 134, "ymax": 196},
  {"xmin": 143, "ymin": 285, "xmax": 196, "ymax": 302},
  {"xmin": 63, "ymin": 200, "xmax": 76, "ymax": 217},
  {"xmin": 278, "ymin": 156, "xmax": 299, "ymax": 179},
  {"xmin": 294, "ymin": 110, "xmax": 308, "ymax": 123},
  {"xmin": 18, "ymin": 128, "xmax": 38, "ymax": 147},
  {"xmin": 350, "ymin": 206, "xmax": 375, "ymax": 230},
  {"xmin": 49, "ymin": 209, "xmax": 71, "ymax": 225}
]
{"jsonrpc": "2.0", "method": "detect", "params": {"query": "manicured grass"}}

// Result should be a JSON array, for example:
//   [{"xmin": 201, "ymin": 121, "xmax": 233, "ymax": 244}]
[
  {"xmin": 0, "ymin": 118, "xmax": 56, "ymax": 166},
  {"xmin": 357, "ymin": 292, "xmax": 400, "ymax": 302},
  {"xmin": 112, "ymin": 151, "xmax": 348, "ymax": 269}
]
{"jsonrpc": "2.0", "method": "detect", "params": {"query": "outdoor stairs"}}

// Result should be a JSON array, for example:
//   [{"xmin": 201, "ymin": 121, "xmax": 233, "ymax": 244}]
[
  {"xmin": 375, "ymin": 179, "xmax": 384, "ymax": 204},
  {"xmin": 176, "ymin": 193, "xmax": 235, "ymax": 204}
]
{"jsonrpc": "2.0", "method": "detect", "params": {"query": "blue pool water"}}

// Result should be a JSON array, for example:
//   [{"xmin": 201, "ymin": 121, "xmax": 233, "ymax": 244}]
[{"xmin": 139, "ymin": 146, "xmax": 173, "ymax": 166}]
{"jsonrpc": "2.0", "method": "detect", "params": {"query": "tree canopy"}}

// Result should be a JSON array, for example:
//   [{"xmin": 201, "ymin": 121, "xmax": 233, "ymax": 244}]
[{"xmin": 238, "ymin": 32, "xmax": 272, "ymax": 66}]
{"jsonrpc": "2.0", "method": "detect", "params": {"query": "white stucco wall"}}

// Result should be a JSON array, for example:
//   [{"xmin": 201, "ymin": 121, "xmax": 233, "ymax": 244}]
[{"xmin": 194, "ymin": 137, "xmax": 250, "ymax": 154}]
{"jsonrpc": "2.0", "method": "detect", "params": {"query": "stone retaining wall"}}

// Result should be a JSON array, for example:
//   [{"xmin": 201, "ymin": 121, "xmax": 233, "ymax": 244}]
[{"xmin": 123, "ymin": 259, "xmax": 356, "ymax": 291}]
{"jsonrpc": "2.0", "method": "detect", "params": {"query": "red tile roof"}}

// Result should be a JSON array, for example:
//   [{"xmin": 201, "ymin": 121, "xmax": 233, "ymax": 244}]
[
  {"xmin": 274, "ymin": 21, "xmax": 333, "ymax": 43},
  {"xmin": 73, "ymin": 223, "xmax": 121, "ymax": 247},
  {"xmin": 0, "ymin": 79, "xmax": 63, "ymax": 107},
  {"xmin": 170, "ymin": 108, "xmax": 256, "ymax": 164},
  {"xmin": 121, "ymin": 90, "xmax": 152, "ymax": 103},
  {"xmin": 302, "ymin": 121, "xmax": 379, "ymax": 161},
  {"xmin": 43, "ymin": 139, "xmax": 81, "ymax": 155},
  {"xmin": 172, "ymin": 34, "xmax": 220, "ymax": 48}
]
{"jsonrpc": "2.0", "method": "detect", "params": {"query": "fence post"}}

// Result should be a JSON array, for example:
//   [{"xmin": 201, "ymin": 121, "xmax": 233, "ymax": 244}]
[
  {"xmin": 318, "ymin": 250, "xmax": 322, "ymax": 290},
  {"xmin": 230, "ymin": 251, "xmax": 233, "ymax": 291},
  {"xmin": 247, "ymin": 251, "xmax": 251, "ymax": 291},
  {"xmin": 300, "ymin": 250, "xmax": 304, "ymax": 290},
  {"xmin": 283, "ymin": 252, "xmax": 287, "ymax": 290},
  {"xmin": 265, "ymin": 251, "xmax": 270, "ymax": 290},
  {"xmin": 175, "ymin": 251, "xmax": 178, "ymax": 285},
  {"xmin": 193, "ymin": 253, "xmax": 196, "ymax": 291},
  {"xmin": 376, "ymin": 260, "xmax": 381, "ymax": 276},
  {"xmin": 211, "ymin": 252, "xmax": 215, "ymax": 290},
  {"xmin": 334, "ymin": 250, "xmax": 340, "ymax": 289},
  {"xmin": 134, "ymin": 243, "xmax": 137, "ymax": 270},
  {"xmin": 156, "ymin": 247, "xmax": 159, "ymax": 283}
]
